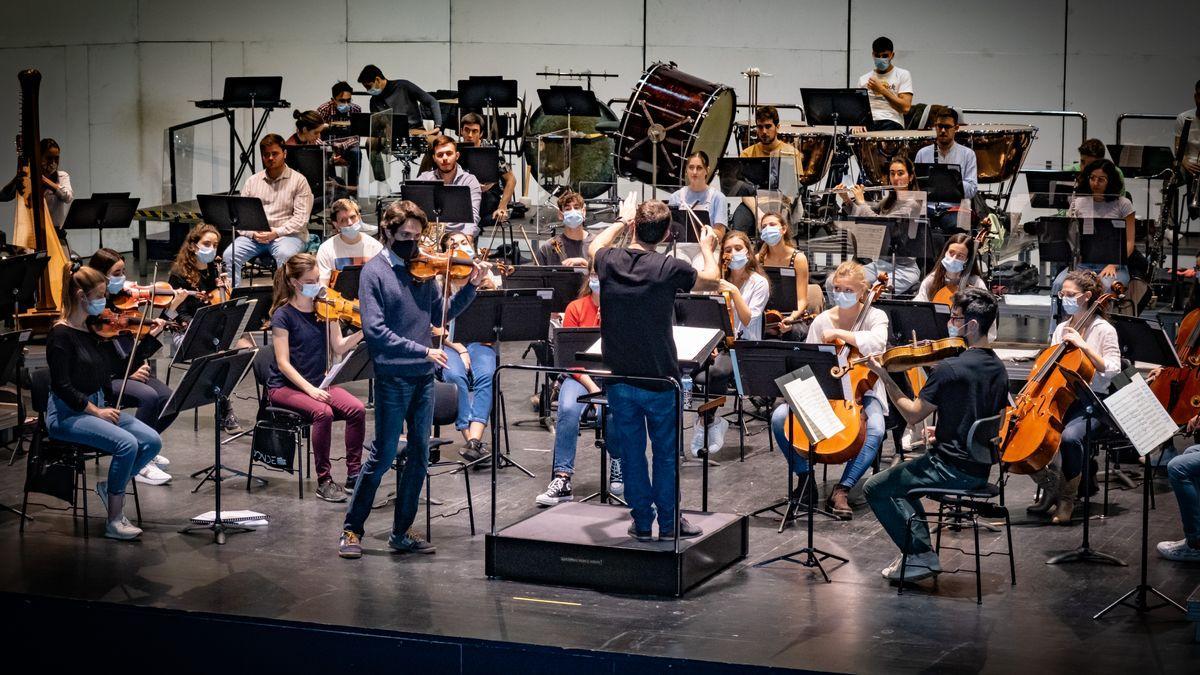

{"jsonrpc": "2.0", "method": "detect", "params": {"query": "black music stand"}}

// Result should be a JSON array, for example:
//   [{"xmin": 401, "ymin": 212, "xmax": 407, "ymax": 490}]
[
  {"xmin": 170, "ymin": 348, "xmax": 257, "ymax": 544},
  {"xmin": 718, "ymin": 157, "xmax": 772, "ymax": 196},
  {"xmin": 458, "ymin": 289, "xmax": 552, "ymax": 477},
  {"xmin": 754, "ymin": 361, "xmax": 852, "ymax": 581},
  {"xmin": 874, "ymin": 299, "xmax": 950, "ymax": 342},
  {"xmin": 1078, "ymin": 218, "xmax": 1127, "ymax": 268},
  {"xmin": 458, "ymin": 77, "xmax": 518, "ymax": 143},
  {"xmin": 675, "ymin": 293, "xmax": 734, "ymax": 341},
  {"xmin": 400, "ymin": 182, "xmax": 474, "ymax": 235},
  {"xmin": 174, "ymin": 296, "xmax": 256, "ymax": 367},
  {"xmin": 332, "ymin": 264, "xmax": 363, "ymax": 301},
  {"xmin": 1036, "ymin": 216, "xmax": 1076, "ymax": 270},
  {"xmin": 230, "ymin": 284, "xmax": 274, "ymax": 339},
  {"xmin": 61, "ymin": 196, "xmax": 139, "ymax": 249},
  {"xmin": 764, "ymin": 266, "xmax": 800, "ymax": 313},
  {"xmin": 198, "ymin": 194, "xmax": 271, "ymax": 250},
  {"xmin": 460, "ymin": 146, "xmax": 500, "ymax": 186},
  {"xmin": 503, "ymin": 266, "xmax": 585, "ymax": 312},
  {"xmin": 914, "ymin": 164, "xmax": 965, "ymax": 204},
  {"xmin": 327, "ymin": 342, "xmax": 375, "ymax": 387},
  {"xmin": 0, "ymin": 332, "xmax": 32, "ymax": 507},
  {"xmin": 801, "ymin": 88, "xmax": 871, "ymax": 128},
  {"xmin": 1106, "ymin": 144, "xmax": 1174, "ymax": 179},
  {"xmin": 537, "ymin": 86, "xmax": 601, "ymax": 191},
  {"xmin": 0, "ymin": 252, "xmax": 47, "ymax": 327},
  {"xmin": 1025, "ymin": 170, "xmax": 1078, "ymax": 210},
  {"xmin": 668, "ymin": 204, "xmax": 710, "ymax": 244}
]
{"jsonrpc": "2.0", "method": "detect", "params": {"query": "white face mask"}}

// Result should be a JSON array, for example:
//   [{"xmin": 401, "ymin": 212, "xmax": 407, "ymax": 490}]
[
  {"xmin": 341, "ymin": 220, "xmax": 362, "ymax": 237},
  {"xmin": 760, "ymin": 225, "xmax": 783, "ymax": 246},
  {"xmin": 588, "ymin": 277, "xmax": 600, "ymax": 295},
  {"xmin": 941, "ymin": 256, "xmax": 965, "ymax": 274},
  {"xmin": 563, "ymin": 209, "xmax": 584, "ymax": 228},
  {"xmin": 1061, "ymin": 295, "xmax": 1082, "ymax": 315},
  {"xmin": 831, "ymin": 290, "xmax": 858, "ymax": 309},
  {"xmin": 727, "ymin": 252, "xmax": 749, "ymax": 270}
]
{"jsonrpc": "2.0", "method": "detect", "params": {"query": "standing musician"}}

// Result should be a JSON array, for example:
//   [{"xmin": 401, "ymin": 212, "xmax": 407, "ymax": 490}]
[
  {"xmin": 768, "ymin": 261, "xmax": 889, "ymax": 519},
  {"xmin": 268, "ymin": 253, "xmax": 365, "ymax": 503},
  {"xmin": 536, "ymin": 266, "xmax": 624, "ymax": 505},
  {"xmin": 836, "ymin": 156, "xmax": 924, "ymax": 295},
  {"xmin": 316, "ymin": 198, "xmax": 383, "ymax": 285},
  {"xmin": 537, "ymin": 190, "xmax": 593, "ymax": 267},
  {"xmin": 914, "ymin": 108, "xmax": 977, "ymax": 233},
  {"xmin": 85, "ymin": 248, "xmax": 178, "ymax": 486},
  {"xmin": 222, "ymin": 134, "xmax": 313, "ymax": 287},
  {"xmin": 858, "ymin": 36, "xmax": 914, "ymax": 132},
  {"xmin": 588, "ymin": 198, "xmax": 720, "ymax": 541},
  {"xmin": 46, "ymin": 266, "xmax": 164, "ymax": 540},
  {"xmin": 668, "ymin": 151, "xmax": 729, "ymax": 233},
  {"xmin": 1177, "ymin": 79, "xmax": 1198, "ymax": 176},
  {"xmin": 358, "ymin": 64, "xmax": 443, "ymax": 133},
  {"xmin": 1026, "ymin": 270, "xmax": 1121, "ymax": 525},
  {"xmin": 1050, "ymin": 158, "xmax": 1136, "ymax": 297},
  {"xmin": 862, "ymin": 288, "xmax": 1008, "ymax": 582},
  {"xmin": 458, "ymin": 112, "xmax": 517, "ymax": 230},
  {"xmin": 690, "ymin": 231, "xmax": 769, "ymax": 457},
  {"xmin": 756, "ymin": 212, "xmax": 816, "ymax": 339},
  {"xmin": 339, "ymin": 200, "xmax": 486, "ymax": 559},
  {"xmin": 414, "ymin": 135, "xmax": 482, "ymax": 240}
]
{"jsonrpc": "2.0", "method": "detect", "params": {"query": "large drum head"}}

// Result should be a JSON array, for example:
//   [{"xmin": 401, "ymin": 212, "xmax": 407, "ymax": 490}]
[
  {"xmin": 955, "ymin": 124, "xmax": 1037, "ymax": 184},
  {"xmin": 522, "ymin": 104, "xmax": 617, "ymax": 199},
  {"xmin": 693, "ymin": 88, "xmax": 736, "ymax": 179},
  {"xmin": 847, "ymin": 129, "xmax": 934, "ymax": 185},
  {"xmin": 791, "ymin": 126, "xmax": 836, "ymax": 186}
]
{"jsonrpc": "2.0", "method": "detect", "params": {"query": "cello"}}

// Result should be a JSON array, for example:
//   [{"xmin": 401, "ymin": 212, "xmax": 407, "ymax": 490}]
[
  {"xmin": 1149, "ymin": 306, "xmax": 1200, "ymax": 424},
  {"xmin": 999, "ymin": 292, "xmax": 1114, "ymax": 474},
  {"xmin": 782, "ymin": 273, "xmax": 888, "ymax": 465}
]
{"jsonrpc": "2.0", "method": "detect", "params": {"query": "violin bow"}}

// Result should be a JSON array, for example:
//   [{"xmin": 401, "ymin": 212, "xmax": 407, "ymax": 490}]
[
  {"xmin": 517, "ymin": 222, "xmax": 543, "ymax": 266},
  {"xmin": 115, "ymin": 263, "xmax": 160, "ymax": 410}
]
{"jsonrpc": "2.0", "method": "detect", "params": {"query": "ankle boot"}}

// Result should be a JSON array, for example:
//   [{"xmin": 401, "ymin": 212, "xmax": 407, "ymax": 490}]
[
  {"xmin": 826, "ymin": 485, "xmax": 853, "ymax": 520},
  {"xmin": 1052, "ymin": 475, "xmax": 1082, "ymax": 525},
  {"xmin": 1026, "ymin": 467, "xmax": 1060, "ymax": 516}
]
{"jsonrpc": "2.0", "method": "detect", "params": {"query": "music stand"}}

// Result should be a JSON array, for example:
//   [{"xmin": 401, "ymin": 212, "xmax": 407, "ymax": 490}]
[
  {"xmin": 332, "ymin": 264, "xmax": 363, "ymax": 301},
  {"xmin": 1078, "ymin": 218, "xmax": 1126, "ymax": 267},
  {"xmin": 284, "ymin": 145, "xmax": 331, "ymax": 207},
  {"xmin": 60, "ymin": 196, "xmax": 139, "ymax": 249},
  {"xmin": 1108, "ymin": 315, "xmax": 1181, "ymax": 368},
  {"xmin": 220, "ymin": 76, "xmax": 283, "ymax": 106},
  {"xmin": 753, "ymin": 361, "xmax": 852, "ymax": 581},
  {"xmin": 327, "ymin": 342, "xmax": 375, "ymax": 387},
  {"xmin": 1035, "ymin": 216, "xmax": 1076, "ymax": 268},
  {"xmin": 537, "ymin": 86, "xmax": 601, "ymax": 193},
  {"xmin": 914, "ymin": 164, "xmax": 965, "ymax": 204},
  {"xmin": 458, "ymin": 77, "xmax": 518, "ymax": 143},
  {"xmin": 458, "ymin": 289, "xmax": 553, "ymax": 476},
  {"xmin": 1105, "ymin": 144, "xmax": 1175, "ymax": 179},
  {"xmin": 0, "ymin": 331, "xmax": 32, "ymax": 497},
  {"xmin": 90, "ymin": 191, "xmax": 131, "ymax": 200},
  {"xmin": 399, "ymin": 182, "xmax": 474, "ymax": 234},
  {"xmin": 874, "ymin": 299, "xmax": 950, "ymax": 342},
  {"xmin": 231, "ymin": 285, "xmax": 274, "ymax": 334},
  {"xmin": 674, "ymin": 293, "xmax": 734, "ymax": 344},
  {"xmin": 668, "ymin": 204, "xmax": 710, "ymax": 244},
  {"xmin": 170, "ymin": 348, "xmax": 257, "ymax": 544},
  {"xmin": 552, "ymin": 327, "xmax": 620, "ymax": 503},
  {"xmin": 718, "ymin": 157, "xmax": 772, "ymax": 195},
  {"xmin": 764, "ymin": 266, "xmax": 799, "ymax": 313},
  {"xmin": 198, "ymin": 194, "xmax": 271, "ymax": 249},
  {"xmin": 801, "ymin": 88, "xmax": 871, "ymax": 128},
  {"xmin": 503, "ymin": 266, "xmax": 586, "ymax": 312},
  {"xmin": 1025, "ymin": 170, "xmax": 1078, "ymax": 210},
  {"xmin": 0, "ymin": 253, "xmax": 47, "ymax": 324},
  {"xmin": 172, "ymin": 296, "xmax": 256, "ymax": 372},
  {"xmin": 459, "ymin": 146, "xmax": 501, "ymax": 186}
]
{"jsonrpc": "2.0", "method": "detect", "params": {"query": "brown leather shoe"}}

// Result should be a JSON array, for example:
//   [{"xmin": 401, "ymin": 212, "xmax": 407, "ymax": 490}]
[{"xmin": 826, "ymin": 485, "xmax": 853, "ymax": 520}]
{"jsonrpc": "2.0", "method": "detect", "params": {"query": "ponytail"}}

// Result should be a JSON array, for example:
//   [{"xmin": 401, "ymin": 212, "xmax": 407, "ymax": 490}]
[
  {"xmin": 270, "ymin": 252, "xmax": 318, "ymax": 316},
  {"xmin": 60, "ymin": 265, "xmax": 106, "ymax": 319}
]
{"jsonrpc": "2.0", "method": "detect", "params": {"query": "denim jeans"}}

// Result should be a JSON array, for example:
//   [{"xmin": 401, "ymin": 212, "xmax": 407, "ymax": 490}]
[
  {"xmin": 552, "ymin": 377, "xmax": 609, "ymax": 475},
  {"xmin": 864, "ymin": 453, "xmax": 989, "ymax": 554},
  {"xmin": 1168, "ymin": 444, "xmax": 1200, "ymax": 541},
  {"xmin": 606, "ymin": 383, "xmax": 679, "ymax": 532},
  {"xmin": 441, "ymin": 343, "xmax": 497, "ymax": 430},
  {"xmin": 222, "ymin": 234, "xmax": 307, "ymax": 286},
  {"xmin": 47, "ymin": 392, "xmax": 161, "ymax": 495},
  {"xmin": 342, "ymin": 373, "xmax": 434, "ymax": 538},
  {"xmin": 771, "ymin": 397, "xmax": 886, "ymax": 489},
  {"xmin": 1058, "ymin": 400, "xmax": 1104, "ymax": 480},
  {"xmin": 110, "ymin": 376, "xmax": 176, "ymax": 433}
]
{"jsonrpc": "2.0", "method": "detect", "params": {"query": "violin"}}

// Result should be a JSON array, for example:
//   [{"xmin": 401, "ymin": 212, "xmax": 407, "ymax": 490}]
[
  {"xmin": 408, "ymin": 246, "xmax": 476, "ymax": 283},
  {"xmin": 90, "ymin": 308, "xmax": 181, "ymax": 340},
  {"xmin": 1149, "ymin": 305, "xmax": 1200, "ymax": 424},
  {"xmin": 782, "ymin": 273, "xmax": 888, "ymax": 465},
  {"xmin": 765, "ymin": 308, "xmax": 816, "ymax": 334},
  {"xmin": 315, "ymin": 288, "xmax": 361, "ymax": 329},
  {"xmin": 111, "ymin": 282, "xmax": 202, "ymax": 310},
  {"xmin": 999, "ymin": 293, "xmax": 1114, "ymax": 474},
  {"xmin": 208, "ymin": 258, "xmax": 232, "ymax": 305},
  {"xmin": 832, "ymin": 334, "xmax": 966, "ymax": 377}
]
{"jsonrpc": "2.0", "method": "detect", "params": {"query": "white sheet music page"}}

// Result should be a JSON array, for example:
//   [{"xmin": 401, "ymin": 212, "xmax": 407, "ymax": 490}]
[
  {"xmin": 781, "ymin": 375, "xmax": 845, "ymax": 444},
  {"xmin": 1103, "ymin": 373, "xmax": 1179, "ymax": 457}
]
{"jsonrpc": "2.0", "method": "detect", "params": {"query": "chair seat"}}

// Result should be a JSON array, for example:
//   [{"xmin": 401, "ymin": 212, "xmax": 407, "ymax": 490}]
[
  {"xmin": 262, "ymin": 406, "xmax": 305, "ymax": 425},
  {"xmin": 908, "ymin": 484, "xmax": 1000, "ymax": 500}
]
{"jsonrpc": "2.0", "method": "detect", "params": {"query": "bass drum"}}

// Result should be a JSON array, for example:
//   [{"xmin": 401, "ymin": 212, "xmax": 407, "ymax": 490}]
[
  {"xmin": 615, "ymin": 62, "xmax": 736, "ymax": 186},
  {"xmin": 846, "ymin": 129, "xmax": 934, "ymax": 185},
  {"xmin": 522, "ymin": 103, "xmax": 617, "ymax": 200},
  {"xmin": 955, "ymin": 124, "xmax": 1037, "ymax": 184}
]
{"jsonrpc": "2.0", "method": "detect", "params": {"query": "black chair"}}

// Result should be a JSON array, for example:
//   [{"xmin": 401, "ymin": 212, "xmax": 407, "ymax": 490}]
[
  {"xmin": 246, "ymin": 344, "xmax": 312, "ymax": 498},
  {"xmin": 898, "ymin": 414, "xmax": 1016, "ymax": 604},
  {"xmin": 20, "ymin": 369, "xmax": 141, "ymax": 537}
]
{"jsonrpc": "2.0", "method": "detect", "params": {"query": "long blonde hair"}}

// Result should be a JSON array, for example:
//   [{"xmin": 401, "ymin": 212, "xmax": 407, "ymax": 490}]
[
  {"xmin": 270, "ymin": 253, "xmax": 319, "ymax": 316},
  {"xmin": 60, "ymin": 265, "xmax": 106, "ymax": 319}
]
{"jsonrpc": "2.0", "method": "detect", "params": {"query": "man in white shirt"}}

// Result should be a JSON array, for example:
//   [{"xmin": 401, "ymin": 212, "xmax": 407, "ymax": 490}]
[
  {"xmin": 414, "ymin": 136, "xmax": 482, "ymax": 240},
  {"xmin": 857, "ymin": 36, "xmax": 913, "ymax": 132},
  {"xmin": 1178, "ymin": 79, "xmax": 1199, "ymax": 220},
  {"xmin": 222, "ymin": 134, "xmax": 314, "ymax": 286},
  {"xmin": 914, "ymin": 108, "xmax": 978, "ymax": 233},
  {"xmin": 317, "ymin": 198, "xmax": 384, "ymax": 286}
]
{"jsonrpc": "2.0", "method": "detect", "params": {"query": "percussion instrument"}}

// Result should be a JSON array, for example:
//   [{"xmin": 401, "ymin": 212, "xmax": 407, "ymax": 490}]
[
  {"xmin": 522, "ymin": 101, "xmax": 617, "ymax": 199},
  {"xmin": 733, "ymin": 120, "xmax": 806, "ymax": 150},
  {"xmin": 846, "ymin": 129, "xmax": 934, "ymax": 185},
  {"xmin": 615, "ymin": 62, "xmax": 736, "ymax": 187},
  {"xmin": 954, "ymin": 124, "xmax": 1037, "ymax": 184}
]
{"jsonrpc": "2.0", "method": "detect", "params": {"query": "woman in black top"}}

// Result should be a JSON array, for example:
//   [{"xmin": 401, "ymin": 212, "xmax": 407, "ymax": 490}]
[{"xmin": 46, "ymin": 266, "xmax": 164, "ymax": 540}]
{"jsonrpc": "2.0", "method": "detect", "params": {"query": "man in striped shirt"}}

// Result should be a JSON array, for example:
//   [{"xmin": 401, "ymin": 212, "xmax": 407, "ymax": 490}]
[{"xmin": 222, "ymin": 134, "xmax": 313, "ymax": 286}]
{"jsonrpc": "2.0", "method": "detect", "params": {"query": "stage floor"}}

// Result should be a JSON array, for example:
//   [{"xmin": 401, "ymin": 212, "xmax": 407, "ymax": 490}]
[{"xmin": 2, "ymin": 347, "xmax": 1199, "ymax": 673}]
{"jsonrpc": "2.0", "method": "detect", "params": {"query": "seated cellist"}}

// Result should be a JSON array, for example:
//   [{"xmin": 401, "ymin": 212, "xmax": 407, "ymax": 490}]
[{"xmin": 768, "ymin": 261, "xmax": 889, "ymax": 520}]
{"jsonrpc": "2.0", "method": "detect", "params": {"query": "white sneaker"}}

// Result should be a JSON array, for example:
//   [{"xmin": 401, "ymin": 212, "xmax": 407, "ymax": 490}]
[
  {"xmin": 881, "ymin": 553, "xmax": 905, "ymax": 579},
  {"xmin": 900, "ymin": 427, "xmax": 915, "ymax": 450},
  {"xmin": 95, "ymin": 481, "xmax": 109, "ymax": 517},
  {"xmin": 105, "ymin": 518, "xmax": 142, "ymax": 540},
  {"xmin": 706, "ymin": 416, "xmax": 730, "ymax": 455},
  {"xmin": 608, "ymin": 458, "xmax": 624, "ymax": 497},
  {"xmin": 152, "ymin": 454, "xmax": 170, "ymax": 468},
  {"xmin": 135, "ymin": 463, "xmax": 172, "ymax": 485},
  {"xmin": 689, "ymin": 423, "xmax": 706, "ymax": 458},
  {"xmin": 1157, "ymin": 539, "xmax": 1200, "ymax": 562}
]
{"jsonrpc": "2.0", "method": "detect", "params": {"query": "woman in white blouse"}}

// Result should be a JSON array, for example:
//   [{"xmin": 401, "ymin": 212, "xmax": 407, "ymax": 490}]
[
  {"xmin": 691, "ymin": 230, "xmax": 769, "ymax": 457},
  {"xmin": 1028, "ymin": 269, "xmax": 1123, "ymax": 525}
]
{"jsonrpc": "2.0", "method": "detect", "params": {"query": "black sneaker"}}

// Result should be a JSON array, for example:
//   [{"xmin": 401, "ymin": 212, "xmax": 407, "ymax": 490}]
[
  {"xmin": 316, "ymin": 478, "xmax": 347, "ymax": 503},
  {"xmin": 658, "ymin": 517, "xmax": 703, "ymax": 540},
  {"xmin": 344, "ymin": 474, "xmax": 359, "ymax": 493},
  {"xmin": 222, "ymin": 409, "xmax": 242, "ymax": 432},
  {"xmin": 627, "ymin": 523, "xmax": 654, "ymax": 542},
  {"xmin": 535, "ymin": 475, "xmax": 573, "ymax": 507},
  {"xmin": 459, "ymin": 438, "xmax": 490, "ymax": 466},
  {"xmin": 388, "ymin": 530, "xmax": 436, "ymax": 554}
]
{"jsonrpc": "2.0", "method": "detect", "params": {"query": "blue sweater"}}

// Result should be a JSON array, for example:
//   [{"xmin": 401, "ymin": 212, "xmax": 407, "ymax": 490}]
[{"xmin": 360, "ymin": 252, "xmax": 478, "ymax": 377}]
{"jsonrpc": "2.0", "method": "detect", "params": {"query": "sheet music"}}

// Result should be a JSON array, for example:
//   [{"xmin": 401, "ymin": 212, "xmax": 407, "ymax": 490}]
[
  {"xmin": 584, "ymin": 325, "xmax": 722, "ymax": 365},
  {"xmin": 1118, "ymin": 144, "xmax": 1144, "ymax": 169},
  {"xmin": 1103, "ymin": 373, "xmax": 1179, "ymax": 457},
  {"xmin": 319, "ymin": 351, "xmax": 354, "ymax": 390},
  {"xmin": 780, "ymin": 373, "xmax": 845, "ymax": 443},
  {"xmin": 835, "ymin": 220, "xmax": 886, "ymax": 260}
]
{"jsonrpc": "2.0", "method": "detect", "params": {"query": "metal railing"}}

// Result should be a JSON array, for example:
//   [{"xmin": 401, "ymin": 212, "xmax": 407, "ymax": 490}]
[
  {"xmin": 1115, "ymin": 113, "xmax": 1177, "ymax": 145},
  {"xmin": 962, "ymin": 108, "xmax": 1087, "ymax": 145}
]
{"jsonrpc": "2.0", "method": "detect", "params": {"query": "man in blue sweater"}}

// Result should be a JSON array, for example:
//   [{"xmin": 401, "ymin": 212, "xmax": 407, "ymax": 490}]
[{"xmin": 339, "ymin": 200, "xmax": 485, "ymax": 558}]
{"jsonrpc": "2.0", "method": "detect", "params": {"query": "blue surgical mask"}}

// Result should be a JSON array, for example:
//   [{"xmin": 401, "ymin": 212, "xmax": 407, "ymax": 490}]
[
  {"xmin": 107, "ymin": 275, "xmax": 126, "ymax": 295},
  {"xmin": 299, "ymin": 283, "xmax": 322, "ymax": 299},
  {"xmin": 874, "ymin": 57, "xmax": 891, "ymax": 72},
  {"xmin": 947, "ymin": 322, "xmax": 960, "ymax": 338},
  {"xmin": 1060, "ymin": 295, "xmax": 1081, "ymax": 315},
  {"xmin": 86, "ymin": 297, "xmax": 107, "ymax": 316},
  {"xmin": 832, "ymin": 290, "xmax": 858, "ymax": 309},
  {"xmin": 941, "ymin": 256, "xmax": 965, "ymax": 274},
  {"xmin": 340, "ymin": 221, "xmax": 362, "ymax": 237},
  {"xmin": 458, "ymin": 245, "xmax": 476, "ymax": 258},
  {"xmin": 760, "ymin": 225, "xmax": 783, "ymax": 246},
  {"xmin": 588, "ymin": 277, "xmax": 600, "ymax": 294},
  {"xmin": 728, "ymin": 252, "xmax": 749, "ymax": 270},
  {"xmin": 563, "ymin": 209, "xmax": 584, "ymax": 228},
  {"xmin": 336, "ymin": 103, "xmax": 350, "ymax": 113},
  {"xmin": 196, "ymin": 246, "xmax": 217, "ymax": 264},
  {"xmin": 367, "ymin": 87, "xmax": 382, "ymax": 96}
]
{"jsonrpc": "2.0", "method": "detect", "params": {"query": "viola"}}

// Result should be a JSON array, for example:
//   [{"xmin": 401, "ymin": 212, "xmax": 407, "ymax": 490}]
[
  {"xmin": 999, "ymin": 293, "xmax": 1114, "ymax": 474},
  {"xmin": 90, "ymin": 308, "xmax": 181, "ymax": 340},
  {"xmin": 408, "ymin": 246, "xmax": 476, "ymax": 283},
  {"xmin": 112, "ymin": 282, "xmax": 202, "ymax": 310},
  {"xmin": 315, "ymin": 288, "xmax": 361, "ymax": 329},
  {"xmin": 1149, "ymin": 306, "xmax": 1200, "ymax": 424},
  {"xmin": 833, "ymin": 335, "xmax": 966, "ymax": 377}
]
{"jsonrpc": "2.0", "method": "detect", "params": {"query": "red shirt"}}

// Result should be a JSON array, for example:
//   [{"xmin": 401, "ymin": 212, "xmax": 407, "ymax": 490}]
[{"xmin": 563, "ymin": 294, "xmax": 600, "ymax": 328}]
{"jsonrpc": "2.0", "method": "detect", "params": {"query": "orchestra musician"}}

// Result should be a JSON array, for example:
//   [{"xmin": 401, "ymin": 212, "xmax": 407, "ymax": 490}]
[
  {"xmin": 1157, "ymin": 413, "xmax": 1200, "ymax": 562},
  {"xmin": 1026, "ymin": 270, "xmax": 1121, "ymax": 525},
  {"xmin": 836, "ymin": 156, "xmax": 924, "ymax": 295},
  {"xmin": 690, "ymin": 230, "xmax": 769, "ymax": 456},
  {"xmin": 862, "ymin": 287, "xmax": 1008, "ymax": 582},
  {"xmin": 221, "ymin": 134, "xmax": 313, "ymax": 287},
  {"xmin": 536, "ymin": 266, "xmax": 624, "ymax": 505},
  {"xmin": 458, "ymin": 112, "xmax": 517, "ymax": 230},
  {"xmin": 1050, "ymin": 158, "xmax": 1135, "ymax": 297},
  {"xmin": 588, "ymin": 198, "xmax": 720, "ymax": 541},
  {"xmin": 38, "ymin": 138, "xmax": 72, "ymax": 230},
  {"xmin": 46, "ymin": 266, "xmax": 164, "ymax": 540},
  {"xmin": 755, "ymin": 212, "xmax": 816, "ymax": 340},
  {"xmin": 734, "ymin": 106, "xmax": 799, "ymax": 236},
  {"xmin": 858, "ymin": 36, "xmax": 914, "ymax": 132},
  {"xmin": 414, "ymin": 135, "xmax": 482, "ymax": 240},
  {"xmin": 913, "ymin": 233, "xmax": 987, "ymax": 302},
  {"xmin": 267, "ymin": 253, "xmax": 365, "ymax": 503},
  {"xmin": 769, "ymin": 261, "xmax": 889, "ymax": 519},
  {"xmin": 357, "ymin": 64, "xmax": 443, "ymax": 133},
  {"xmin": 316, "ymin": 198, "xmax": 383, "ymax": 286},
  {"xmin": 537, "ymin": 190, "xmax": 592, "ymax": 267},
  {"xmin": 316, "ymin": 81, "xmax": 362, "ymax": 193},
  {"xmin": 668, "ymin": 151, "xmax": 729, "ymax": 234},
  {"xmin": 339, "ymin": 200, "xmax": 486, "ymax": 559},
  {"xmin": 1176, "ymin": 79, "xmax": 1199, "ymax": 177},
  {"xmin": 914, "ymin": 108, "xmax": 977, "ymax": 234}
]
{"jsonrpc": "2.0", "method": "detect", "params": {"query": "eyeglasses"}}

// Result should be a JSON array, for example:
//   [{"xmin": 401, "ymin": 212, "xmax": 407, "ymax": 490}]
[
  {"xmin": 934, "ymin": 124, "xmax": 955, "ymax": 131},
  {"xmin": 948, "ymin": 314, "xmax": 967, "ymax": 323},
  {"xmin": 1058, "ymin": 291, "xmax": 1082, "ymax": 299}
]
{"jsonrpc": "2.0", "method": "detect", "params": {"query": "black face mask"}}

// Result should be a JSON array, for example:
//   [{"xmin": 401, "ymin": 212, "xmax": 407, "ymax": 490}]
[{"xmin": 390, "ymin": 238, "xmax": 418, "ymax": 261}]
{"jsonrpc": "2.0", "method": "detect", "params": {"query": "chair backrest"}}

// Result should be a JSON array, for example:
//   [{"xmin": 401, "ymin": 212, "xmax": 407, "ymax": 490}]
[
  {"xmin": 966, "ymin": 414, "xmax": 1003, "ymax": 467},
  {"xmin": 29, "ymin": 368, "xmax": 51, "ymax": 414},
  {"xmin": 251, "ymin": 343, "xmax": 275, "ymax": 405},
  {"xmin": 807, "ymin": 230, "xmax": 857, "ymax": 282},
  {"xmin": 432, "ymin": 380, "xmax": 458, "ymax": 427}
]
